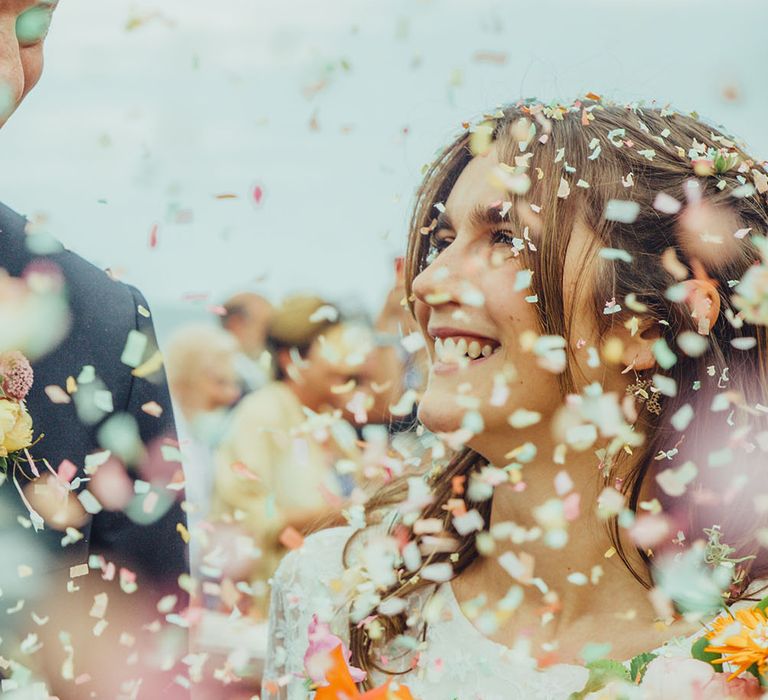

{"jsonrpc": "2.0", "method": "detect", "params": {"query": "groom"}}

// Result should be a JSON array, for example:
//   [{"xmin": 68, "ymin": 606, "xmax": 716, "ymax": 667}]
[{"xmin": 0, "ymin": 2, "xmax": 189, "ymax": 697}]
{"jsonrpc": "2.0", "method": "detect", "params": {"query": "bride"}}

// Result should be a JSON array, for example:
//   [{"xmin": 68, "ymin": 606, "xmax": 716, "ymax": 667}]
[{"xmin": 262, "ymin": 98, "xmax": 768, "ymax": 699}]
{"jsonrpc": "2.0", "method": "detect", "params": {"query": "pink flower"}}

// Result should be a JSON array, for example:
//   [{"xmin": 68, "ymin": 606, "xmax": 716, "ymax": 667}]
[
  {"xmin": 641, "ymin": 656, "xmax": 761, "ymax": 699},
  {"xmin": 304, "ymin": 613, "xmax": 366, "ymax": 686},
  {"xmin": 0, "ymin": 351, "xmax": 34, "ymax": 401}
]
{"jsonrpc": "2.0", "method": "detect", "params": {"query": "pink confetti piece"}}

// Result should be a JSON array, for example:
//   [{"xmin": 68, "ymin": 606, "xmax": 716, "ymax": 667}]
[
  {"xmin": 148, "ymin": 223, "xmax": 159, "ymax": 249},
  {"xmin": 57, "ymin": 460, "xmax": 78, "ymax": 483},
  {"xmin": 279, "ymin": 526, "xmax": 305, "ymax": 550},
  {"xmin": 44, "ymin": 384, "xmax": 71, "ymax": 404},
  {"xmin": 252, "ymin": 183, "xmax": 264, "ymax": 206}
]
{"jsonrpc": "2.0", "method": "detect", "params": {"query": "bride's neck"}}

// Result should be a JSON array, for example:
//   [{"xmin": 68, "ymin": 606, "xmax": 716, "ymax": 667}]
[{"xmin": 466, "ymin": 432, "xmax": 652, "ymax": 624}]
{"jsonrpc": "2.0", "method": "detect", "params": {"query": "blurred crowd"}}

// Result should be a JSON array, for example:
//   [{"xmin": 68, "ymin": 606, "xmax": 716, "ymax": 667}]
[{"xmin": 164, "ymin": 263, "xmax": 428, "ymax": 697}]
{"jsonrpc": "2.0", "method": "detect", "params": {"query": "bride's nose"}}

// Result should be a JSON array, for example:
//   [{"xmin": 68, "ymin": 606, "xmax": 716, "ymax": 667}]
[{"xmin": 412, "ymin": 241, "xmax": 469, "ymax": 308}]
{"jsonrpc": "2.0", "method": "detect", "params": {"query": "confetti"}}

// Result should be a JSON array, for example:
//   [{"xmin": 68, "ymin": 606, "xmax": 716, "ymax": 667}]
[{"xmin": 604, "ymin": 199, "xmax": 640, "ymax": 223}]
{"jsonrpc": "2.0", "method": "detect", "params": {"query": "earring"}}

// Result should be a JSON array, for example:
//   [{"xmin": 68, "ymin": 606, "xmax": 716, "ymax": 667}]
[{"xmin": 626, "ymin": 372, "xmax": 662, "ymax": 416}]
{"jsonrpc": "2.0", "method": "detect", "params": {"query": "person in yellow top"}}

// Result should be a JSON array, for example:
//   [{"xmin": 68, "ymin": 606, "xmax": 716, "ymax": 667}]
[{"xmin": 211, "ymin": 295, "xmax": 375, "ymax": 616}]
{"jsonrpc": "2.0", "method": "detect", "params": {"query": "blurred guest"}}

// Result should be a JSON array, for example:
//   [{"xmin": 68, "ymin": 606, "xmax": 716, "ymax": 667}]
[
  {"xmin": 165, "ymin": 324, "xmax": 241, "ymax": 554},
  {"xmin": 220, "ymin": 292, "xmax": 273, "ymax": 393},
  {"xmin": 210, "ymin": 295, "xmax": 365, "ymax": 616}
]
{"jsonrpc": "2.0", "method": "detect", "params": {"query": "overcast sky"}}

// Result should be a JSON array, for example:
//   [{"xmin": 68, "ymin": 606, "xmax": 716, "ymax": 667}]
[{"xmin": 1, "ymin": 0, "xmax": 766, "ymax": 334}]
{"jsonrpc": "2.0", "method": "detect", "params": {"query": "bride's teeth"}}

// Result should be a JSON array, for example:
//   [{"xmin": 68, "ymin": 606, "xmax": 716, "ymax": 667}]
[
  {"xmin": 455, "ymin": 338, "xmax": 468, "ymax": 356},
  {"xmin": 481, "ymin": 344, "xmax": 493, "ymax": 358},
  {"xmin": 467, "ymin": 340, "xmax": 482, "ymax": 359}
]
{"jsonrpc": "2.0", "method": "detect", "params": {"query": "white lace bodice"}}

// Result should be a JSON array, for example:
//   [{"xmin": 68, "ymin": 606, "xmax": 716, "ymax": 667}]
[{"xmin": 261, "ymin": 527, "xmax": 711, "ymax": 700}]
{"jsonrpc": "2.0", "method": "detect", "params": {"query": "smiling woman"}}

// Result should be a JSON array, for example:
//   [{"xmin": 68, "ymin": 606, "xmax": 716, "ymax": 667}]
[{"xmin": 261, "ymin": 98, "xmax": 768, "ymax": 699}]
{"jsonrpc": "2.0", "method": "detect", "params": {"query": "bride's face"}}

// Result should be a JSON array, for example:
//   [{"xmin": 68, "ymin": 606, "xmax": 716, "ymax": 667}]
[{"xmin": 412, "ymin": 145, "xmax": 600, "ymax": 457}]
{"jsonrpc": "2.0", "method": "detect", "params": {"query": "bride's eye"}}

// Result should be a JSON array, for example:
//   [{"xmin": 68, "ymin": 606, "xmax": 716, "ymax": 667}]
[
  {"xmin": 490, "ymin": 229, "xmax": 517, "ymax": 247},
  {"xmin": 425, "ymin": 232, "xmax": 453, "ymax": 265},
  {"xmin": 16, "ymin": 3, "xmax": 55, "ymax": 47}
]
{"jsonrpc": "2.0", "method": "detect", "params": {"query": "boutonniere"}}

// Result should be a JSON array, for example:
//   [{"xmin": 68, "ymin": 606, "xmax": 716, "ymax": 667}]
[
  {"xmin": 304, "ymin": 614, "xmax": 416, "ymax": 700},
  {"xmin": 0, "ymin": 351, "xmax": 46, "ymax": 526}
]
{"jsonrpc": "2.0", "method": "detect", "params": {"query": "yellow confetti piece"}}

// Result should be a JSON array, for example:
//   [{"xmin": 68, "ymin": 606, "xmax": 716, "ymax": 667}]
[
  {"xmin": 137, "ymin": 304, "xmax": 150, "ymax": 318},
  {"xmin": 131, "ymin": 350, "xmax": 164, "ymax": 378},
  {"xmin": 66, "ymin": 376, "xmax": 77, "ymax": 394},
  {"xmin": 70, "ymin": 563, "xmax": 89, "ymax": 578},
  {"xmin": 330, "ymin": 379, "xmax": 356, "ymax": 394},
  {"xmin": 141, "ymin": 400, "xmax": 163, "ymax": 417},
  {"xmin": 604, "ymin": 547, "xmax": 617, "ymax": 558},
  {"xmin": 176, "ymin": 523, "xmax": 191, "ymax": 544},
  {"xmin": 17, "ymin": 565, "xmax": 33, "ymax": 578}
]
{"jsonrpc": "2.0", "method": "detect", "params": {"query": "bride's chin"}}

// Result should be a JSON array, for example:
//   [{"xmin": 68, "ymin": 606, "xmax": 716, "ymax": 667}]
[{"xmin": 416, "ymin": 398, "xmax": 463, "ymax": 435}]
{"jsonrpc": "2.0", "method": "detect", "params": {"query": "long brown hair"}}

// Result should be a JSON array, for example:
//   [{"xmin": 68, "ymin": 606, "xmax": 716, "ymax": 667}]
[{"xmin": 345, "ymin": 99, "xmax": 768, "ymax": 686}]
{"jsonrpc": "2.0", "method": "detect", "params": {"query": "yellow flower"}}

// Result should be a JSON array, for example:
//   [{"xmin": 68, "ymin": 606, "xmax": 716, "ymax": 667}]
[
  {"xmin": 706, "ymin": 606, "xmax": 768, "ymax": 680},
  {"xmin": 0, "ymin": 398, "xmax": 33, "ymax": 456}
]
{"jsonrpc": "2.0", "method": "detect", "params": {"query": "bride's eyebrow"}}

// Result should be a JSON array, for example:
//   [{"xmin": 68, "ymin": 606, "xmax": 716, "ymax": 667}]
[
  {"xmin": 435, "ymin": 204, "xmax": 511, "ymax": 233},
  {"xmin": 467, "ymin": 203, "xmax": 512, "ymax": 229}
]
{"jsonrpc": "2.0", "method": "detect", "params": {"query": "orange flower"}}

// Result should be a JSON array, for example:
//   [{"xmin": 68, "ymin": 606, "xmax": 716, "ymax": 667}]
[
  {"xmin": 314, "ymin": 645, "xmax": 416, "ymax": 700},
  {"xmin": 705, "ymin": 607, "xmax": 768, "ymax": 680}
]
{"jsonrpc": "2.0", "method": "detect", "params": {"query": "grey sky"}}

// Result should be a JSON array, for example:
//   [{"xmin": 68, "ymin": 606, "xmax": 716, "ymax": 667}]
[{"xmin": 0, "ymin": 0, "xmax": 766, "ymax": 334}]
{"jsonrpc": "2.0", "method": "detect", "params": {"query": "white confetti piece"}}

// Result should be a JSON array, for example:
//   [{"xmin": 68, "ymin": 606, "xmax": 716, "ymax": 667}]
[
  {"xmin": 401, "ymin": 332, "xmax": 426, "ymax": 353},
  {"xmin": 78, "ymin": 490, "xmax": 103, "ymax": 515},
  {"xmin": 656, "ymin": 461, "xmax": 697, "ymax": 497},
  {"xmin": 599, "ymin": 248, "xmax": 633, "ymax": 264},
  {"xmin": 507, "ymin": 409, "xmax": 542, "ymax": 428},
  {"xmin": 652, "ymin": 374, "xmax": 677, "ymax": 397},
  {"xmin": 452, "ymin": 509, "xmax": 485, "ymax": 535},
  {"xmin": 421, "ymin": 563, "xmax": 453, "ymax": 582},
  {"xmin": 604, "ymin": 199, "xmax": 640, "ymax": 223},
  {"xmin": 731, "ymin": 337, "xmax": 757, "ymax": 350},
  {"xmin": 653, "ymin": 192, "xmax": 682, "ymax": 214},
  {"xmin": 670, "ymin": 404, "xmax": 694, "ymax": 431}
]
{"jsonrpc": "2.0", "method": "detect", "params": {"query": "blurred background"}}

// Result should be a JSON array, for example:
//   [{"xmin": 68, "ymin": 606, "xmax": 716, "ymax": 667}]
[
  {"xmin": 0, "ymin": 0, "xmax": 765, "ymax": 344},
  {"xmin": 1, "ymin": 0, "xmax": 767, "ymax": 696}
]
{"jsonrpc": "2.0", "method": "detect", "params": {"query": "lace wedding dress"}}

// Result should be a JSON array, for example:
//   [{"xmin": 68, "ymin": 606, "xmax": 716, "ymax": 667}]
[{"xmin": 261, "ymin": 526, "xmax": 714, "ymax": 700}]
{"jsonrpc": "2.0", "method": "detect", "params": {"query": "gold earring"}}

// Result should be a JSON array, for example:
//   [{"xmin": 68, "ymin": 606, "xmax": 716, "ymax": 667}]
[{"xmin": 625, "ymin": 372, "xmax": 662, "ymax": 416}]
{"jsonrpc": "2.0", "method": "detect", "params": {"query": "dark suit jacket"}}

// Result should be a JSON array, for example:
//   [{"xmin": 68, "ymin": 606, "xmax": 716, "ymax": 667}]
[
  {"xmin": 0, "ymin": 200, "xmax": 188, "ymax": 585},
  {"xmin": 0, "ymin": 201, "xmax": 189, "ymax": 695}
]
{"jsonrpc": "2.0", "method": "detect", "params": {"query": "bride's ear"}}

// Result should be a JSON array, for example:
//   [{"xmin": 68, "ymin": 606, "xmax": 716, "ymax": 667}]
[
  {"xmin": 617, "ymin": 315, "xmax": 661, "ymax": 372},
  {"xmin": 682, "ymin": 278, "xmax": 721, "ymax": 336},
  {"xmin": 616, "ymin": 278, "xmax": 721, "ymax": 372}
]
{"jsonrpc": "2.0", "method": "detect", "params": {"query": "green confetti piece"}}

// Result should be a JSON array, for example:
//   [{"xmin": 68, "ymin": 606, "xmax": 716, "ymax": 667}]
[
  {"xmin": 580, "ymin": 644, "xmax": 614, "ymax": 665},
  {"xmin": 161, "ymin": 444, "xmax": 183, "ymax": 463},
  {"xmin": 77, "ymin": 365, "xmax": 96, "ymax": 384},
  {"xmin": 461, "ymin": 410, "xmax": 484, "ymax": 434},
  {"xmin": 0, "ymin": 82, "xmax": 15, "ymax": 119},
  {"xmin": 97, "ymin": 413, "xmax": 143, "ymax": 465},
  {"xmin": 120, "ymin": 330, "xmax": 148, "ymax": 369},
  {"xmin": 93, "ymin": 389, "xmax": 114, "ymax": 413},
  {"xmin": 514, "ymin": 269, "xmax": 533, "ymax": 292},
  {"xmin": 708, "ymin": 447, "xmax": 733, "ymax": 468},
  {"xmin": 653, "ymin": 338, "xmax": 677, "ymax": 369},
  {"xmin": 15, "ymin": 4, "xmax": 54, "ymax": 45}
]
